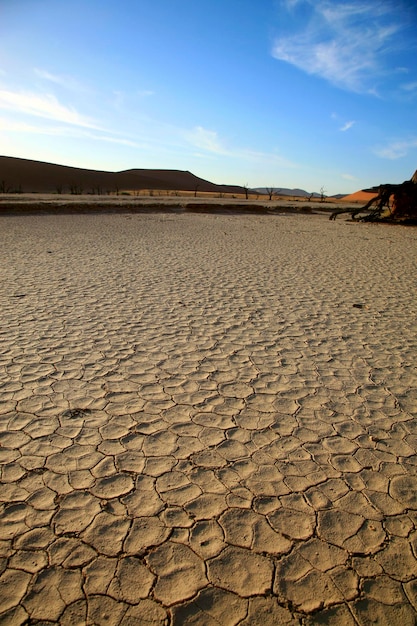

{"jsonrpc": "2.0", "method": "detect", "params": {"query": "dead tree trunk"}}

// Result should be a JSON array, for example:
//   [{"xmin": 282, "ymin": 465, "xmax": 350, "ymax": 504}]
[{"xmin": 330, "ymin": 171, "xmax": 417, "ymax": 222}]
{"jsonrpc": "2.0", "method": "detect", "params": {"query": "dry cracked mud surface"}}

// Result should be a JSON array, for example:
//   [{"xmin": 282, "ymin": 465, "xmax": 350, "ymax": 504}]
[{"xmin": 1, "ymin": 212, "xmax": 417, "ymax": 625}]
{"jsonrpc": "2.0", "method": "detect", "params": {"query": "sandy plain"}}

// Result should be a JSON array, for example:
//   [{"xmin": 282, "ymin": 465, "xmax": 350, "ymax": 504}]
[{"xmin": 0, "ymin": 206, "xmax": 417, "ymax": 625}]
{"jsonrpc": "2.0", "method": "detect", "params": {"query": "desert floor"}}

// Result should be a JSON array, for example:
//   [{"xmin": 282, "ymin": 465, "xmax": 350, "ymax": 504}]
[{"xmin": 1, "ymin": 210, "xmax": 417, "ymax": 625}]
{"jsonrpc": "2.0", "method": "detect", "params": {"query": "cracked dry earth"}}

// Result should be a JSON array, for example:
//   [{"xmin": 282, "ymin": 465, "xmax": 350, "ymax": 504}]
[{"xmin": 1, "ymin": 211, "xmax": 417, "ymax": 625}]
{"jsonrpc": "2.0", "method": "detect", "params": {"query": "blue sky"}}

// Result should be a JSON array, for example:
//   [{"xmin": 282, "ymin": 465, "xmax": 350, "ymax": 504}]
[{"xmin": 1, "ymin": 0, "xmax": 416, "ymax": 194}]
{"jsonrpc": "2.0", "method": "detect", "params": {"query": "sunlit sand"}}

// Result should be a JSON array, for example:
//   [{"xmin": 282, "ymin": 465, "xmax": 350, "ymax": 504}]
[{"xmin": 1, "ymin": 208, "xmax": 417, "ymax": 624}]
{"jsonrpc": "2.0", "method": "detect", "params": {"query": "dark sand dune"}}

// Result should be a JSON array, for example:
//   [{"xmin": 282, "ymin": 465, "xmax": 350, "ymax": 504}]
[{"xmin": 0, "ymin": 156, "xmax": 246, "ymax": 195}]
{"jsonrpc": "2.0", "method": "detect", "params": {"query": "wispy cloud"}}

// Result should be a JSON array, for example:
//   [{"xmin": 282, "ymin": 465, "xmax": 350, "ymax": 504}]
[
  {"xmin": 342, "ymin": 173, "xmax": 356, "ymax": 180},
  {"xmin": 400, "ymin": 81, "xmax": 417, "ymax": 93},
  {"xmin": 137, "ymin": 89, "xmax": 154, "ymax": 98},
  {"xmin": 374, "ymin": 137, "xmax": 417, "ymax": 159},
  {"xmin": 331, "ymin": 113, "xmax": 356, "ymax": 132},
  {"xmin": 0, "ymin": 107, "xmax": 294, "ymax": 167},
  {"xmin": 0, "ymin": 77, "xmax": 295, "ymax": 170},
  {"xmin": 112, "ymin": 88, "xmax": 155, "ymax": 111},
  {"xmin": 0, "ymin": 116, "xmax": 140, "ymax": 147},
  {"xmin": 0, "ymin": 89, "xmax": 96, "ymax": 127},
  {"xmin": 33, "ymin": 68, "xmax": 89, "ymax": 93},
  {"xmin": 35, "ymin": 68, "xmax": 71, "ymax": 87},
  {"xmin": 184, "ymin": 125, "xmax": 296, "ymax": 168},
  {"xmin": 185, "ymin": 126, "xmax": 225, "ymax": 154},
  {"xmin": 272, "ymin": 1, "xmax": 411, "ymax": 94},
  {"xmin": 340, "ymin": 120, "xmax": 355, "ymax": 131}
]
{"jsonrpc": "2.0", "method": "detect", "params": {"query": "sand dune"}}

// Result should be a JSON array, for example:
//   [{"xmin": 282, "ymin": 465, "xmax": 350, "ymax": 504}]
[
  {"xmin": 0, "ymin": 156, "xmax": 246, "ymax": 195},
  {"xmin": 1, "ymin": 156, "xmax": 384, "ymax": 206},
  {"xmin": 340, "ymin": 190, "xmax": 378, "ymax": 203}
]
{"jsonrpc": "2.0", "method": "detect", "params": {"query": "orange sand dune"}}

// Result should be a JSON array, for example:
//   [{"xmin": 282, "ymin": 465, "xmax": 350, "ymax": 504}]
[{"xmin": 341, "ymin": 190, "xmax": 378, "ymax": 203}]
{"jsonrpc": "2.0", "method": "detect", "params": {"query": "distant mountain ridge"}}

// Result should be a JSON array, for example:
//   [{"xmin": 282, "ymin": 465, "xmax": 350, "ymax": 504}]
[
  {"xmin": 0, "ymin": 156, "xmax": 246, "ymax": 195},
  {"xmin": 253, "ymin": 187, "xmax": 321, "ymax": 198}
]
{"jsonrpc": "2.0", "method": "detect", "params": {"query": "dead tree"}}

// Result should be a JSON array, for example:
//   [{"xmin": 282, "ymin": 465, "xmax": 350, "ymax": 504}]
[
  {"xmin": 330, "ymin": 171, "xmax": 417, "ymax": 222},
  {"xmin": 265, "ymin": 187, "xmax": 275, "ymax": 201}
]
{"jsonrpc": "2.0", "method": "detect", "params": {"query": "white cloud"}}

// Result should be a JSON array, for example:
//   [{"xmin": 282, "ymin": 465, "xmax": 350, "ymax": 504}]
[
  {"xmin": 0, "ymin": 89, "xmax": 96, "ymax": 127},
  {"xmin": 0, "ymin": 116, "xmax": 139, "ymax": 147},
  {"xmin": 0, "ymin": 87, "xmax": 295, "ymax": 169},
  {"xmin": 374, "ymin": 137, "xmax": 417, "ymax": 159},
  {"xmin": 401, "ymin": 81, "xmax": 417, "ymax": 93},
  {"xmin": 0, "ymin": 118, "xmax": 42, "ymax": 133},
  {"xmin": 185, "ymin": 126, "xmax": 225, "ymax": 154},
  {"xmin": 33, "ymin": 68, "xmax": 88, "ymax": 93},
  {"xmin": 112, "ymin": 88, "xmax": 155, "ymax": 110},
  {"xmin": 183, "ymin": 125, "xmax": 296, "ymax": 168},
  {"xmin": 234, "ymin": 147, "xmax": 296, "ymax": 168},
  {"xmin": 272, "ymin": 1, "xmax": 407, "ymax": 93},
  {"xmin": 34, "ymin": 68, "xmax": 70, "ymax": 86},
  {"xmin": 331, "ymin": 113, "xmax": 356, "ymax": 131},
  {"xmin": 342, "ymin": 173, "xmax": 356, "ymax": 180},
  {"xmin": 137, "ymin": 89, "xmax": 154, "ymax": 98},
  {"xmin": 281, "ymin": 0, "xmax": 303, "ymax": 8},
  {"xmin": 340, "ymin": 120, "xmax": 355, "ymax": 131}
]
